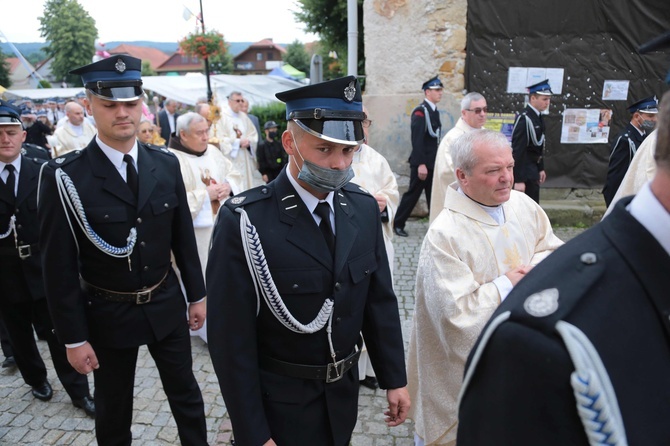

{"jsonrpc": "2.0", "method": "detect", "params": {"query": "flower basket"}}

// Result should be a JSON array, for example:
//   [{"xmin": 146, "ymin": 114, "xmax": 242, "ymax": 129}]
[{"xmin": 179, "ymin": 30, "xmax": 226, "ymax": 59}]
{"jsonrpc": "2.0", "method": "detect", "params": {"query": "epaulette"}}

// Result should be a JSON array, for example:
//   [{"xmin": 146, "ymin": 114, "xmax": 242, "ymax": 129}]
[
  {"xmin": 48, "ymin": 149, "xmax": 84, "ymax": 168},
  {"xmin": 342, "ymin": 181, "xmax": 372, "ymax": 196},
  {"xmin": 144, "ymin": 143, "xmax": 174, "ymax": 156},
  {"xmin": 224, "ymin": 185, "xmax": 273, "ymax": 209}
]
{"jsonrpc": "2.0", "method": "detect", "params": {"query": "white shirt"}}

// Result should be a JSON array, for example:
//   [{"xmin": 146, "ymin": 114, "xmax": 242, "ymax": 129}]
[
  {"xmin": 0, "ymin": 155, "xmax": 21, "ymax": 196},
  {"xmin": 628, "ymin": 182, "xmax": 670, "ymax": 256},
  {"xmin": 96, "ymin": 136, "xmax": 138, "ymax": 180},
  {"xmin": 286, "ymin": 166, "xmax": 335, "ymax": 234}
]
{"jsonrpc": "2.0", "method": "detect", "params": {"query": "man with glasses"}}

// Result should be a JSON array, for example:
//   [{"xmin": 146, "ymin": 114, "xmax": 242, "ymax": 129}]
[
  {"xmin": 429, "ymin": 92, "xmax": 487, "ymax": 223},
  {"xmin": 511, "ymin": 79, "xmax": 552, "ymax": 203},
  {"xmin": 393, "ymin": 76, "xmax": 443, "ymax": 237}
]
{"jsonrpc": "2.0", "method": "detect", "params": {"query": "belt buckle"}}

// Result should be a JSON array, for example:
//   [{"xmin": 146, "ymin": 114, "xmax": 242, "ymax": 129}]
[
  {"xmin": 18, "ymin": 245, "xmax": 31, "ymax": 259},
  {"xmin": 326, "ymin": 360, "xmax": 345, "ymax": 383},
  {"xmin": 135, "ymin": 290, "xmax": 151, "ymax": 305}
]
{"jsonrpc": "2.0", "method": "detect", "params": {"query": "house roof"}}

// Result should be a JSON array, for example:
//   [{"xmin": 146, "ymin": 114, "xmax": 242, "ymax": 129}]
[
  {"xmin": 155, "ymin": 50, "xmax": 203, "ymax": 73},
  {"xmin": 234, "ymin": 38, "xmax": 287, "ymax": 61},
  {"xmin": 108, "ymin": 44, "xmax": 170, "ymax": 69}
]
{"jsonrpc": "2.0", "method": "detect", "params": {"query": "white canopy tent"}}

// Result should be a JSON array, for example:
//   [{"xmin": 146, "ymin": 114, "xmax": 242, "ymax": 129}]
[{"xmin": 3, "ymin": 74, "xmax": 303, "ymax": 108}]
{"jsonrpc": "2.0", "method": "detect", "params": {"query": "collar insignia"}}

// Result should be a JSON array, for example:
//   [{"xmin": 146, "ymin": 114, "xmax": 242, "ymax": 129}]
[
  {"xmin": 55, "ymin": 157, "xmax": 65, "ymax": 164},
  {"xmin": 230, "ymin": 196, "xmax": 246, "ymax": 205},
  {"xmin": 523, "ymin": 288, "xmax": 559, "ymax": 317},
  {"xmin": 344, "ymin": 81, "xmax": 356, "ymax": 102},
  {"xmin": 115, "ymin": 59, "xmax": 126, "ymax": 73}
]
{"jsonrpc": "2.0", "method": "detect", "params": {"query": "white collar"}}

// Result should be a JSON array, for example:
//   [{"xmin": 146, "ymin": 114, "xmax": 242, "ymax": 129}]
[
  {"xmin": 96, "ymin": 136, "xmax": 139, "ymax": 171},
  {"xmin": 286, "ymin": 166, "xmax": 335, "ymax": 215},
  {"xmin": 528, "ymin": 104, "xmax": 541, "ymax": 116},
  {"xmin": 628, "ymin": 182, "xmax": 670, "ymax": 257},
  {"xmin": 457, "ymin": 186, "xmax": 505, "ymax": 225},
  {"xmin": 424, "ymin": 99, "xmax": 437, "ymax": 111}
]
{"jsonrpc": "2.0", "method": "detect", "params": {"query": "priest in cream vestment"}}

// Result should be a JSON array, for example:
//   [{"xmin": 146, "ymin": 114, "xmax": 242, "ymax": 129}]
[
  {"xmin": 408, "ymin": 130, "xmax": 563, "ymax": 446},
  {"xmin": 169, "ymin": 112, "xmax": 243, "ymax": 342},
  {"xmin": 214, "ymin": 91, "xmax": 259, "ymax": 191},
  {"xmin": 429, "ymin": 92, "xmax": 487, "ymax": 224}
]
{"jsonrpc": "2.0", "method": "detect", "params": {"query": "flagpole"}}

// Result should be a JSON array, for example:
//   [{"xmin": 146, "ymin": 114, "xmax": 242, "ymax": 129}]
[{"xmin": 199, "ymin": 0, "xmax": 213, "ymax": 103}]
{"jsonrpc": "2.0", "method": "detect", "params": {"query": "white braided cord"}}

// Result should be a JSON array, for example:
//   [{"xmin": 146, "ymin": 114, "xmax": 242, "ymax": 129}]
[
  {"xmin": 55, "ymin": 168, "xmax": 136, "ymax": 258},
  {"xmin": 524, "ymin": 113, "xmax": 545, "ymax": 146},
  {"xmin": 235, "ymin": 206, "xmax": 334, "ymax": 334},
  {"xmin": 0, "ymin": 215, "xmax": 15, "ymax": 239}
]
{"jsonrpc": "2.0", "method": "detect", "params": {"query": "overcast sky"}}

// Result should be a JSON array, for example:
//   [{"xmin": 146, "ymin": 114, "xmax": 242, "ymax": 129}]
[{"xmin": 4, "ymin": 0, "xmax": 317, "ymax": 44}]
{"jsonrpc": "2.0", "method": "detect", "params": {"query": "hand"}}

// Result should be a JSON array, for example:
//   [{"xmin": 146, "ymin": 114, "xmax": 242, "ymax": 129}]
[
  {"xmin": 385, "ymin": 387, "xmax": 410, "ymax": 427},
  {"xmin": 262, "ymin": 174, "xmax": 269, "ymax": 183},
  {"xmin": 417, "ymin": 164, "xmax": 428, "ymax": 181},
  {"xmin": 513, "ymin": 182, "xmax": 526, "ymax": 192},
  {"xmin": 539, "ymin": 170, "xmax": 547, "ymax": 184},
  {"xmin": 263, "ymin": 440, "xmax": 277, "ymax": 446},
  {"xmin": 206, "ymin": 183, "xmax": 219, "ymax": 201},
  {"xmin": 218, "ymin": 182, "xmax": 231, "ymax": 200},
  {"xmin": 240, "ymin": 137, "xmax": 250, "ymax": 148},
  {"xmin": 374, "ymin": 194, "xmax": 387, "ymax": 213},
  {"xmin": 188, "ymin": 300, "xmax": 207, "ymax": 331},
  {"xmin": 505, "ymin": 265, "xmax": 533, "ymax": 286},
  {"xmin": 66, "ymin": 342, "xmax": 99, "ymax": 375}
]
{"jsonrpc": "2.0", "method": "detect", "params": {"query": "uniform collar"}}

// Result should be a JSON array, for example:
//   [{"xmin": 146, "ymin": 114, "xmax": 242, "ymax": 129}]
[
  {"xmin": 96, "ymin": 135, "xmax": 139, "ymax": 171},
  {"xmin": 628, "ymin": 182, "xmax": 670, "ymax": 257},
  {"xmin": 286, "ymin": 165, "xmax": 335, "ymax": 214}
]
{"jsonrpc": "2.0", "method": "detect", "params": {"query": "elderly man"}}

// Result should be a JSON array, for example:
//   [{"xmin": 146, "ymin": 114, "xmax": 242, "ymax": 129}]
[
  {"xmin": 52, "ymin": 101, "xmax": 96, "ymax": 156},
  {"xmin": 0, "ymin": 100, "xmax": 94, "ymax": 416},
  {"xmin": 207, "ymin": 76, "xmax": 409, "ymax": 446},
  {"xmin": 215, "ymin": 91, "xmax": 259, "ymax": 191},
  {"xmin": 407, "ymin": 130, "xmax": 563, "ymax": 446},
  {"xmin": 457, "ymin": 87, "xmax": 670, "ymax": 446},
  {"xmin": 38, "ymin": 56, "xmax": 208, "ymax": 446},
  {"xmin": 429, "ymin": 92, "xmax": 487, "ymax": 223}
]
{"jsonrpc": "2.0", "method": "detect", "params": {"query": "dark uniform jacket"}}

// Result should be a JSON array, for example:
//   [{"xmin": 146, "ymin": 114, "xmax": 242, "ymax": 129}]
[
  {"xmin": 409, "ymin": 100, "xmax": 441, "ymax": 169},
  {"xmin": 25, "ymin": 121, "xmax": 53, "ymax": 150},
  {"xmin": 207, "ymin": 169, "xmax": 407, "ymax": 446},
  {"xmin": 156, "ymin": 109, "xmax": 181, "ymax": 145},
  {"xmin": 512, "ymin": 105, "xmax": 545, "ymax": 182},
  {"xmin": 458, "ymin": 197, "xmax": 670, "ymax": 445},
  {"xmin": 38, "ymin": 141, "xmax": 205, "ymax": 349},
  {"xmin": 602, "ymin": 123, "xmax": 646, "ymax": 206},
  {"xmin": 256, "ymin": 138, "xmax": 287, "ymax": 178},
  {"xmin": 0, "ymin": 155, "xmax": 47, "ymax": 302}
]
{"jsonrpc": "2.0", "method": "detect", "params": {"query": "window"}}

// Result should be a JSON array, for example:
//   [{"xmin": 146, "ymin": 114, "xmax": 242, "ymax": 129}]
[
  {"xmin": 267, "ymin": 52, "xmax": 274, "ymax": 61},
  {"xmin": 256, "ymin": 52, "xmax": 263, "ymax": 61}
]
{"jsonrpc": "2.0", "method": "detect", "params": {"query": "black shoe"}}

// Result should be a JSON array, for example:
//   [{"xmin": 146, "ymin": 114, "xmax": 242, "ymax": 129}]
[
  {"xmin": 31, "ymin": 381, "xmax": 53, "ymax": 401},
  {"xmin": 72, "ymin": 395, "xmax": 95, "ymax": 417},
  {"xmin": 1, "ymin": 356, "xmax": 16, "ymax": 368},
  {"xmin": 394, "ymin": 227, "xmax": 408, "ymax": 237},
  {"xmin": 360, "ymin": 376, "xmax": 379, "ymax": 390}
]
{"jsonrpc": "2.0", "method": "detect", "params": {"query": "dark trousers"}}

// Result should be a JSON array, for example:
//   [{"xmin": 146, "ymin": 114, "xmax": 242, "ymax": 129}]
[
  {"xmin": 92, "ymin": 323, "xmax": 207, "ymax": 446},
  {"xmin": 522, "ymin": 180, "xmax": 541, "ymax": 204},
  {"xmin": 0, "ymin": 297, "xmax": 89, "ymax": 399},
  {"xmin": 0, "ymin": 311, "xmax": 13, "ymax": 358},
  {"xmin": 394, "ymin": 165, "xmax": 433, "ymax": 229}
]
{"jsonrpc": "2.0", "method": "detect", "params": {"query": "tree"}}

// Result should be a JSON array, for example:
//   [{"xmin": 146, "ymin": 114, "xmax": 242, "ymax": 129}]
[
  {"xmin": 0, "ymin": 48, "xmax": 11, "ymax": 88},
  {"xmin": 208, "ymin": 44, "xmax": 234, "ymax": 74},
  {"xmin": 294, "ymin": 0, "xmax": 364, "ymax": 76},
  {"xmin": 141, "ymin": 60, "xmax": 156, "ymax": 77},
  {"xmin": 283, "ymin": 40, "xmax": 310, "ymax": 73},
  {"xmin": 26, "ymin": 50, "xmax": 48, "ymax": 67},
  {"xmin": 39, "ymin": 0, "xmax": 97, "ymax": 86}
]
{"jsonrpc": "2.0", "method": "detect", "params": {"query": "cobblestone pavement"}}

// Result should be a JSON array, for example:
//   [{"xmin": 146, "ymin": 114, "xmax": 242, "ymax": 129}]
[{"xmin": 0, "ymin": 220, "xmax": 585, "ymax": 445}]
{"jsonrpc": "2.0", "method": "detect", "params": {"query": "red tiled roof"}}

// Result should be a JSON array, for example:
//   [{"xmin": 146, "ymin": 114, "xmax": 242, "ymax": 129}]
[{"xmin": 108, "ymin": 44, "xmax": 170, "ymax": 70}]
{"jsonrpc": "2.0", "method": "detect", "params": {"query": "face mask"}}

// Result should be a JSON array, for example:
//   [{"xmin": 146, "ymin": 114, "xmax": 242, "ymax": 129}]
[
  {"xmin": 639, "ymin": 118, "xmax": 655, "ymax": 132},
  {"xmin": 268, "ymin": 131, "xmax": 278, "ymax": 139},
  {"xmin": 290, "ymin": 131, "xmax": 355, "ymax": 193}
]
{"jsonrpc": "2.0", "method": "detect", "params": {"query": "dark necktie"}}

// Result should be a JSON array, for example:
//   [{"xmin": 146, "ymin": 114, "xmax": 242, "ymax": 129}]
[
  {"xmin": 4, "ymin": 164, "xmax": 16, "ymax": 203},
  {"xmin": 123, "ymin": 154, "xmax": 138, "ymax": 197},
  {"xmin": 314, "ymin": 202, "xmax": 335, "ymax": 256}
]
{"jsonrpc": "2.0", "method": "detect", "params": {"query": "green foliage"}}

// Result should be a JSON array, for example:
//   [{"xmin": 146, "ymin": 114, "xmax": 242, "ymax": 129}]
[
  {"xmin": 39, "ymin": 0, "xmax": 97, "ymax": 86},
  {"xmin": 249, "ymin": 102, "xmax": 288, "ymax": 134},
  {"xmin": 25, "ymin": 50, "xmax": 47, "ymax": 67},
  {"xmin": 141, "ymin": 60, "xmax": 156, "ymax": 77},
  {"xmin": 0, "ymin": 48, "xmax": 11, "ymax": 88},
  {"xmin": 294, "ymin": 0, "xmax": 365, "ymax": 75},
  {"xmin": 283, "ymin": 40, "xmax": 311, "ymax": 73},
  {"xmin": 38, "ymin": 79, "xmax": 52, "ymax": 88},
  {"xmin": 209, "ymin": 43, "xmax": 234, "ymax": 74}
]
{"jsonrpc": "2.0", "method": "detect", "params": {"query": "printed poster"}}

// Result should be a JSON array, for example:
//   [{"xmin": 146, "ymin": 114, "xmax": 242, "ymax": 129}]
[
  {"xmin": 506, "ymin": 67, "xmax": 565, "ymax": 94},
  {"xmin": 484, "ymin": 113, "xmax": 517, "ymax": 142},
  {"xmin": 602, "ymin": 80, "xmax": 629, "ymax": 101},
  {"xmin": 560, "ymin": 108, "xmax": 612, "ymax": 144}
]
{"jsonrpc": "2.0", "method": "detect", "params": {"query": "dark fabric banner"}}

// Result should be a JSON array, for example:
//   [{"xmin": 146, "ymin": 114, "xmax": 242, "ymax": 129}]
[{"xmin": 465, "ymin": 0, "xmax": 670, "ymax": 188}]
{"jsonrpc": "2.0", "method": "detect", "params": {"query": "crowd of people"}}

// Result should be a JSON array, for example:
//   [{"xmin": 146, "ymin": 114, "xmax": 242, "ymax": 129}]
[{"xmin": 0, "ymin": 29, "xmax": 668, "ymax": 444}]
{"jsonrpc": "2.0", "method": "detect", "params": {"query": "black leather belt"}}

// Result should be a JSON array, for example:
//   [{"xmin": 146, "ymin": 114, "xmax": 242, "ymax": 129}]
[
  {"xmin": 0, "ymin": 243, "xmax": 39, "ymax": 259},
  {"xmin": 80, "ymin": 272, "xmax": 169, "ymax": 305},
  {"xmin": 259, "ymin": 338, "xmax": 363, "ymax": 383}
]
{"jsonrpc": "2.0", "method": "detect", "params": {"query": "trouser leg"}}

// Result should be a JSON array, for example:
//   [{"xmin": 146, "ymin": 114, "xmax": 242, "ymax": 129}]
[
  {"xmin": 0, "ymin": 311, "xmax": 14, "ymax": 358},
  {"xmin": 394, "ymin": 166, "xmax": 427, "ymax": 229},
  {"xmin": 0, "ymin": 300, "xmax": 47, "ymax": 387},
  {"xmin": 524, "ymin": 180, "xmax": 540, "ymax": 203}
]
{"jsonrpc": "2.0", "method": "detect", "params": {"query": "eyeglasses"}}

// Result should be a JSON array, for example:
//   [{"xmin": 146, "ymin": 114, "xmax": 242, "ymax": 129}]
[
  {"xmin": 232, "ymin": 99, "xmax": 244, "ymax": 103},
  {"xmin": 465, "ymin": 107, "xmax": 488, "ymax": 114},
  {"xmin": 362, "ymin": 119, "xmax": 372, "ymax": 128}
]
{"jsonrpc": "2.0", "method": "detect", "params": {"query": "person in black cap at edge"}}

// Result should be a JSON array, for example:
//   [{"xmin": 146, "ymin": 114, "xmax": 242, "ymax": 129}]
[
  {"xmin": 0, "ymin": 100, "xmax": 94, "ymax": 416},
  {"xmin": 457, "ymin": 31, "xmax": 670, "ymax": 445},
  {"xmin": 511, "ymin": 79, "xmax": 552, "ymax": 203},
  {"xmin": 37, "ymin": 55, "xmax": 208, "ymax": 445},
  {"xmin": 256, "ymin": 120, "xmax": 288, "ymax": 183},
  {"xmin": 207, "ymin": 76, "xmax": 410, "ymax": 446},
  {"xmin": 602, "ymin": 95, "xmax": 658, "ymax": 206},
  {"xmin": 393, "ymin": 76, "xmax": 443, "ymax": 237}
]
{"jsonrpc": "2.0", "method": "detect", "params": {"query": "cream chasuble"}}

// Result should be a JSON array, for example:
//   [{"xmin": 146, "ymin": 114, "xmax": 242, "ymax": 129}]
[
  {"xmin": 215, "ymin": 106, "xmax": 260, "ymax": 191},
  {"xmin": 407, "ymin": 183, "xmax": 563, "ymax": 445}
]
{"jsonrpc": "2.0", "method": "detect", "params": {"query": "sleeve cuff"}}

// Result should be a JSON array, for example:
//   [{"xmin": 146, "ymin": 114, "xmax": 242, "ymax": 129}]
[{"xmin": 493, "ymin": 275, "xmax": 514, "ymax": 301}]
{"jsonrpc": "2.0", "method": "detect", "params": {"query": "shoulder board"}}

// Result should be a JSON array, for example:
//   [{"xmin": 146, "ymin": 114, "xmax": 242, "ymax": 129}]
[
  {"xmin": 143, "ymin": 143, "xmax": 174, "ymax": 156},
  {"xmin": 48, "ymin": 149, "xmax": 84, "ymax": 168},
  {"xmin": 412, "ymin": 108, "xmax": 425, "ymax": 118},
  {"xmin": 342, "ymin": 181, "xmax": 372, "ymax": 196},
  {"xmin": 224, "ymin": 185, "xmax": 273, "ymax": 209}
]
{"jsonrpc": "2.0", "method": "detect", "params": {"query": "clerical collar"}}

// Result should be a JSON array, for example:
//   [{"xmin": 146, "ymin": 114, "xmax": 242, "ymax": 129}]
[
  {"xmin": 458, "ymin": 187, "xmax": 505, "ymax": 225},
  {"xmin": 168, "ymin": 135, "xmax": 207, "ymax": 157}
]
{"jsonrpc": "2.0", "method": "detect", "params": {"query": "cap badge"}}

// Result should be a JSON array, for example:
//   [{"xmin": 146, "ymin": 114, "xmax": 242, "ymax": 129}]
[
  {"xmin": 523, "ymin": 288, "xmax": 559, "ymax": 317},
  {"xmin": 115, "ymin": 59, "xmax": 126, "ymax": 73},
  {"xmin": 343, "ymin": 81, "xmax": 356, "ymax": 102}
]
